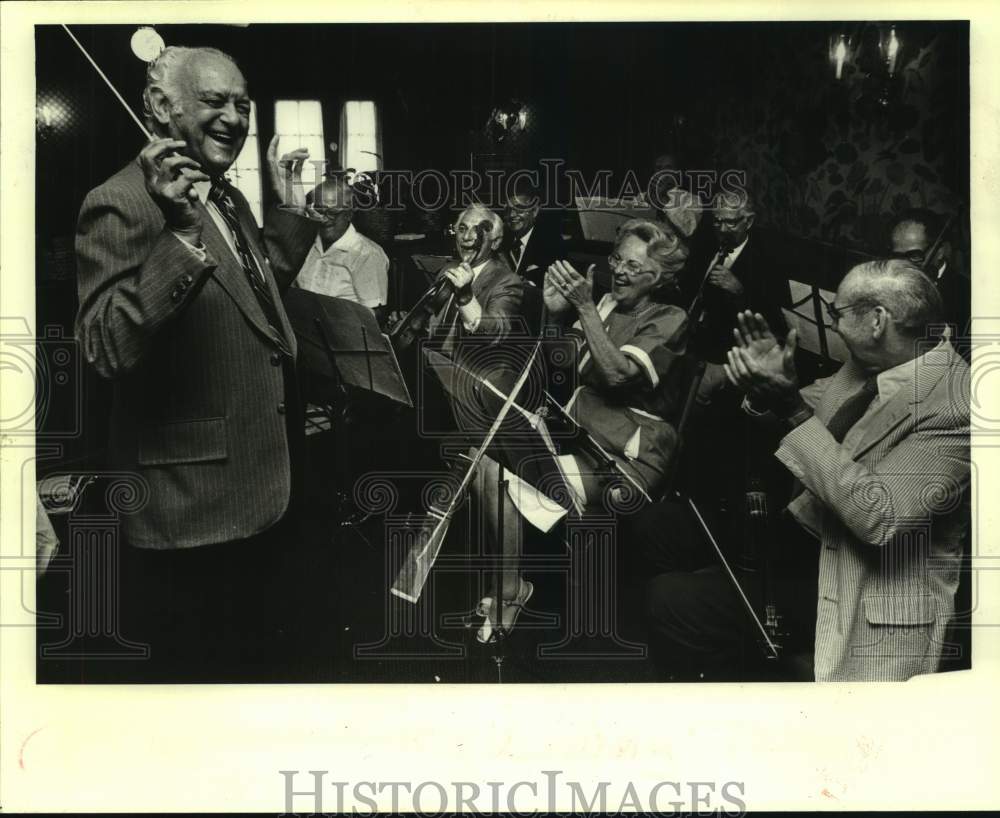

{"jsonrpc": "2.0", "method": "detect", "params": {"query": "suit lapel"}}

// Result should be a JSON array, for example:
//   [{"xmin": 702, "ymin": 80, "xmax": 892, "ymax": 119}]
[
  {"xmin": 239, "ymin": 208, "xmax": 297, "ymax": 356},
  {"xmin": 850, "ymin": 342, "xmax": 955, "ymax": 460},
  {"xmin": 199, "ymin": 202, "xmax": 271, "ymax": 334},
  {"xmin": 472, "ymin": 257, "xmax": 503, "ymax": 300},
  {"xmin": 200, "ymin": 200, "xmax": 296, "ymax": 354}
]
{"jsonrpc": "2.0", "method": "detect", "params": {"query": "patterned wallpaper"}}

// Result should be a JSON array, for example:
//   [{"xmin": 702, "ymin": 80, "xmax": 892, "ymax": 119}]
[{"xmin": 705, "ymin": 27, "xmax": 967, "ymax": 253}]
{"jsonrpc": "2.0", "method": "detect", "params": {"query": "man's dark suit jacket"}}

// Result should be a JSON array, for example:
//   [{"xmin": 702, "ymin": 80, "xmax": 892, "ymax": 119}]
[
  {"xmin": 682, "ymin": 232, "xmax": 790, "ymax": 363},
  {"xmin": 75, "ymin": 157, "xmax": 316, "ymax": 549},
  {"xmin": 502, "ymin": 215, "xmax": 567, "ymax": 288},
  {"xmin": 429, "ymin": 255, "xmax": 525, "ymax": 355}
]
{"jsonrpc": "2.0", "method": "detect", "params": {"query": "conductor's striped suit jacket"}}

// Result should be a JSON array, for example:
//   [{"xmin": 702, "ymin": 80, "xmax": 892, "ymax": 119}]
[
  {"xmin": 75, "ymin": 157, "xmax": 317, "ymax": 549},
  {"xmin": 775, "ymin": 340, "xmax": 970, "ymax": 681}
]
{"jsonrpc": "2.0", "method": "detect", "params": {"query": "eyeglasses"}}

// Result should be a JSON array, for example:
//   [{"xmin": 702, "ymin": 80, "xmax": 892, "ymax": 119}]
[
  {"xmin": 888, "ymin": 248, "xmax": 927, "ymax": 265},
  {"xmin": 309, "ymin": 206, "xmax": 349, "ymax": 217},
  {"xmin": 822, "ymin": 297, "xmax": 871, "ymax": 323},
  {"xmin": 712, "ymin": 215, "xmax": 747, "ymax": 229},
  {"xmin": 608, "ymin": 253, "xmax": 656, "ymax": 277}
]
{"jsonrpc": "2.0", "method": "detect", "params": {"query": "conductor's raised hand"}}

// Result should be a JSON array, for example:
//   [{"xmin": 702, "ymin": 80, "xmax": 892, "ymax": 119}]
[
  {"xmin": 547, "ymin": 260, "xmax": 594, "ymax": 310},
  {"xmin": 140, "ymin": 138, "xmax": 209, "ymax": 235},
  {"xmin": 266, "ymin": 135, "xmax": 311, "ymax": 209}
]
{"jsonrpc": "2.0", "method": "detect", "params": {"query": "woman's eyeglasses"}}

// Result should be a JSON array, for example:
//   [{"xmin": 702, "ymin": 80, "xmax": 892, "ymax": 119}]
[{"xmin": 608, "ymin": 253, "xmax": 656, "ymax": 277}]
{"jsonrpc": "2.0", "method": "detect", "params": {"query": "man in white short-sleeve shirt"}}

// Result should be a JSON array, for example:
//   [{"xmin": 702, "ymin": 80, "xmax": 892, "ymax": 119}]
[{"xmin": 293, "ymin": 175, "xmax": 389, "ymax": 310}]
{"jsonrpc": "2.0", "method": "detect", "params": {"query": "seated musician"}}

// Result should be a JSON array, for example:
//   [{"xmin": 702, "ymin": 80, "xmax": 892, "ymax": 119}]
[
  {"xmin": 471, "ymin": 218, "xmax": 689, "ymax": 642},
  {"xmin": 425, "ymin": 204, "xmax": 524, "ymax": 362},
  {"xmin": 293, "ymin": 174, "xmax": 390, "ymax": 317}
]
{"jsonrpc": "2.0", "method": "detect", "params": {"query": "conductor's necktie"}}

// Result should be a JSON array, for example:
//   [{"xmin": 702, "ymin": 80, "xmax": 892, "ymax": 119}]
[{"xmin": 208, "ymin": 178, "xmax": 291, "ymax": 357}]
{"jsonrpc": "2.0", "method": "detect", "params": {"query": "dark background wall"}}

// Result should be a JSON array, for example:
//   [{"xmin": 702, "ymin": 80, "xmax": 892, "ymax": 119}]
[{"xmin": 34, "ymin": 21, "xmax": 969, "ymax": 464}]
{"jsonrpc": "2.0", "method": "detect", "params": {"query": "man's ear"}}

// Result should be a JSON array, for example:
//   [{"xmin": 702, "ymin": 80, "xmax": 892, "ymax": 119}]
[
  {"xmin": 145, "ymin": 85, "xmax": 173, "ymax": 127},
  {"xmin": 871, "ymin": 306, "xmax": 889, "ymax": 340},
  {"xmin": 744, "ymin": 213, "xmax": 756, "ymax": 231}
]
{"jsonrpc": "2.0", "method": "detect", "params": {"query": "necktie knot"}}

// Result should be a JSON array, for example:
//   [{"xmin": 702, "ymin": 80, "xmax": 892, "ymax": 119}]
[{"xmin": 208, "ymin": 178, "xmax": 231, "ymax": 207}]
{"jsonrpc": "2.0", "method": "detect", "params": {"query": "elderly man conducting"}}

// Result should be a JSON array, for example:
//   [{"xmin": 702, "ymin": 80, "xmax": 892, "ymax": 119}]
[
  {"xmin": 645, "ymin": 258, "xmax": 970, "ymax": 682},
  {"xmin": 74, "ymin": 46, "xmax": 318, "ymax": 675}
]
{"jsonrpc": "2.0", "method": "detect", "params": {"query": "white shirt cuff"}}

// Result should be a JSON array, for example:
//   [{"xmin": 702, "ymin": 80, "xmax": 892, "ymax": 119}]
[
  {"xmin": 172, "ymin": 231, "xmax": 208, "ymax": 262},
  {"xmin": 458, "ymin": 298, "xmax": 483, "ymax": 332}
]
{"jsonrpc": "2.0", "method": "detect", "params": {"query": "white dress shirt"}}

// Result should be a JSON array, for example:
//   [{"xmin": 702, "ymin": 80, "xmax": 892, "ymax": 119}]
[{"xmin": 510, "ymin": 226, "xmax": 534, "ymax": 272}]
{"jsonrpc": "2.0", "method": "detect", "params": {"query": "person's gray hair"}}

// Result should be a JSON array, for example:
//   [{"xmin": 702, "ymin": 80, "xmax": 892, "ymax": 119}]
[
  {"xmin": 847, "ymin": 258, "xmax": 944, "ymax": 337},
  {"xmin": 455, "ymin": 204, "xmax": 504, "ymax": 245},
  {"xmin": 141, "ymin": 46, "xmax": 241, "ymax": 123},
  {"xmin": 616, "ymin": 218, "xmax": 689, "ymax": 279},
  {"xmin": 712, "ymin": 188, "xmax": 756, "ymax": 217}
]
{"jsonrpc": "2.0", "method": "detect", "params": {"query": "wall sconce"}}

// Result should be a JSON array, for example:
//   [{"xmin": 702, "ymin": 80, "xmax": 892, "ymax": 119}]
[
  {"xmin": 829, "ymin": 22, "xmax": 908, "ymax": 108},
  {"xmin": 36, "ymin": 95, "xmax": 71, "ymax": 141},
  {"xmin": 37, "ymin": 103, "xmax": 55, "ymax": 135},
  {"xmin": 829, "ymin": 33, "xmax": 851, "ymax": 80},
  {"xmin": 485, "ymin": 98, "xmax": 530, "ymax": 143},
  {"xmin": 880, "ymin": 25, "xmax": 901, "ymax": 77}
]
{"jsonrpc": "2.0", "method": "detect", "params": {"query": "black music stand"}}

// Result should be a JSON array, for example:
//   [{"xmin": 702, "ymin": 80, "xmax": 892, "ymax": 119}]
[{"xmin": 284, "ymin": 287, "xmax": 412, "ymax": 407}]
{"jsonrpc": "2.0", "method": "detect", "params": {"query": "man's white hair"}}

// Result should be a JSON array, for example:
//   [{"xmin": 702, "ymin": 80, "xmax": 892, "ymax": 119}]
[
  {"xmin": 141, "ymin": 46, "xmax": 241, "ymax": 125},
  {"xmin": 454, "ymin": 204, "xmax": 504, "ymax": 245}
]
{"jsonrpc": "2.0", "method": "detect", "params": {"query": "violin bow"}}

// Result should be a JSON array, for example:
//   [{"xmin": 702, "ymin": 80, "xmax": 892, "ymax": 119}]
[
  {"xmin": 390, "ymin": 333, "xmax": 544, "ymax": 604},
  {"xmin": 921, "ymin": 212, "xmax": 956, "ymax": 277},
  {"xmin": 686, "ymin": 496, "xmax": 781, "ymax": 659}
]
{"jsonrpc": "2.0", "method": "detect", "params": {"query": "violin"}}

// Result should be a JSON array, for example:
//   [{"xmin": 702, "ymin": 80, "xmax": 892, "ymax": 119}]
[
  {"xmin": 388, "ymin": 276, "xmax": 455, "ymax": 350},
  {"xmin": 388, "ymin": 220, "xmax": 493, "ymax": 351}
]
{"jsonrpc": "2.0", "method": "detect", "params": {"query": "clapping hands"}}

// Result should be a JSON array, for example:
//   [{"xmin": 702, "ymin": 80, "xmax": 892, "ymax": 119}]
[
  {"xmin": 723, "ymin": 311, "xmax": 800, "ymax": 406},
  {"xmin": 544, "ymin": 260, "xmax": 595, "ymax": 313}
]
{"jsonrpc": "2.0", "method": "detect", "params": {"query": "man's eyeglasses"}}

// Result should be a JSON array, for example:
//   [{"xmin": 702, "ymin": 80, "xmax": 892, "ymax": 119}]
[
  {"xmin": 712, "ymin": 214, "xmax": 747, "ymax": 229},
  {"xmin": 888, "ymin": 248, "xmax": 927, "ymax": 265},
  {"xmin": 822, "ymin": 296, "xmax": 871, "ymax": 323},
  {"xmin": 608, "ymin": 253, "xmax": 656, "ymax": 277}
]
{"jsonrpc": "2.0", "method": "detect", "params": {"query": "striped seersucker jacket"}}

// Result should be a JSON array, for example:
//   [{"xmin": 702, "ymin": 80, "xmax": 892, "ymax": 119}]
[{"xmin": 776, "ymin": 340, "xmax": 970, "ymax": 681}]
